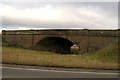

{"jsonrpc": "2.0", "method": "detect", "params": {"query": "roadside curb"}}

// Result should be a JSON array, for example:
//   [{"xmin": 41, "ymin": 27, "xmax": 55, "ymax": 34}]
[{"xmin": 2, "ymin": 64, "xmax": 119, "ymax": 73}]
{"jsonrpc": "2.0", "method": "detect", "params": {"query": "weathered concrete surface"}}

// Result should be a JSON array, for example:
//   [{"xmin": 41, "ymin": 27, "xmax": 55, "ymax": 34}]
[{"xmin": 2, "ymin": 29, "xmax": 119, "ymax": 54}]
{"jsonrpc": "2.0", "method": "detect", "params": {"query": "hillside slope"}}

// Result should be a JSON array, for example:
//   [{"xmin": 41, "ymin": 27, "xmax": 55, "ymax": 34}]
[{"xmin": 2, "ymin": 42, "xmax": 119, "ymax": 69}]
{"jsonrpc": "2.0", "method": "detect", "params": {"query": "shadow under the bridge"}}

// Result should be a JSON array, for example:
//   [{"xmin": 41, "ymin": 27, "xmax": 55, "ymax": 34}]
[{"xmin": 34, "ymin": 37, "xmax": 79, "ymax": 54}]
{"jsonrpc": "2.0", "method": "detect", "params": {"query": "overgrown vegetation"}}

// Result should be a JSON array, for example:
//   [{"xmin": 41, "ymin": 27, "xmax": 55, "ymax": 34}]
[
  {"xmin": 2, "ymin": 37, "xmax": 20, "ymax": 47},
  {"xmin": 70, "ymin": 47, "xmax": 79, "ymax": 54},
  {"xmin": 2, "ymin": 42, "xmax": 119, "ymax": 70},
  {"xmin": 2, "ymin": 37, "xmax": 9, "ymax": 46}
]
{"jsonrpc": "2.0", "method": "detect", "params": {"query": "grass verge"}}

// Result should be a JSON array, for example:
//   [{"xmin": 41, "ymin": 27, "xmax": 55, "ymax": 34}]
[{"xmin": 2, "ymin": 43, "xmax": 119, "ymax": 70}]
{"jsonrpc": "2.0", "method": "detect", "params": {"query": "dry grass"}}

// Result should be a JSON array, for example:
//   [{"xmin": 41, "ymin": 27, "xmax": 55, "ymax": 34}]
[{"xmin": 2, "ymin": 43, "xmax": 119, "ymax": 69}]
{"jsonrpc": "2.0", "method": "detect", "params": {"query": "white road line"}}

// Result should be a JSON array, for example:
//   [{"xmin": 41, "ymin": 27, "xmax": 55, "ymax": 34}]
[{"xmin": 2, "ymin": 67, "xmax": 118, "ymax": 75}]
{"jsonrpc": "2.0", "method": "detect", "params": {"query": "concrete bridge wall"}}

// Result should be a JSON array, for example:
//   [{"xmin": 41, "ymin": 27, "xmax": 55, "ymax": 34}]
[{"xmin": 2, "ymin": 29, "xmax": 119, "ymax": 54}]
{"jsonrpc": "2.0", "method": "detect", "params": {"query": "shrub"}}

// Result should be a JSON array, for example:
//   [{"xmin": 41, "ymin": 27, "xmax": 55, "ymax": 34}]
[{"xmin": 70, "ymin": 47, "xmax": 79, "ymax": 54}]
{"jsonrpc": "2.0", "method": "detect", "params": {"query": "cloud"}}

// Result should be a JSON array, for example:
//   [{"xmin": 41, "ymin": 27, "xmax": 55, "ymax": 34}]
[
  {"xmin": 1, "ymin": 0, "xmax": 119, "ymax": 2},
  {"xmin": 1, "ymin": 2, "xmax": 118, "ymax": 30}
]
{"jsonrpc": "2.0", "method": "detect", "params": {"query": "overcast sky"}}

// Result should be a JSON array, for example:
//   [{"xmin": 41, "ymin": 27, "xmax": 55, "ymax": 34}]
[{"xmin": 0, "ymin": 0, "xmax": 119, "ymax": 32}]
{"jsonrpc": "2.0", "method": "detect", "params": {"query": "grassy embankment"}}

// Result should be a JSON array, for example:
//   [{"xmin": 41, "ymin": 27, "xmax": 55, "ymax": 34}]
[{"xmin": 2, "ymin": 39, "xmax": 119, "ymax": 70}]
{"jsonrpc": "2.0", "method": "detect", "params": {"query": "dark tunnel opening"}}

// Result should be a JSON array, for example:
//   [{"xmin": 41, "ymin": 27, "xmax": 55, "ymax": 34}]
[{"xmin": 34, "ymin": 37, "xmax": 76, "ymax": 54}]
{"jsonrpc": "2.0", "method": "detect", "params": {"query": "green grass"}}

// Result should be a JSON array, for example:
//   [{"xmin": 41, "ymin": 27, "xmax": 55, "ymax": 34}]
[
  {"xmin": 2, "ymin": 42, "xmax": 119, "ymax": 70},
  {"xmin": 2, "ymin": 37, "xmax": 9, "ymax": 46},
  {"xmin": 2, "ymin": 37, "xmax": 18, "ymax": 47}
]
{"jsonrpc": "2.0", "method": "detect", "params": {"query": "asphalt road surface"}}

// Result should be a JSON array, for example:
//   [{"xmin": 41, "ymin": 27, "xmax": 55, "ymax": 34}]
[{"xmin": 2, "ymin": 64, "xmax": 118, "ymax": 78}]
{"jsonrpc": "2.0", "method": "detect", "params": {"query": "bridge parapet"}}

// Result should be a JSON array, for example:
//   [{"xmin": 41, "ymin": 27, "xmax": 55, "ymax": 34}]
[{"xmin": 2, "ymin": 29, "xmax": 119, "ymax": 37}]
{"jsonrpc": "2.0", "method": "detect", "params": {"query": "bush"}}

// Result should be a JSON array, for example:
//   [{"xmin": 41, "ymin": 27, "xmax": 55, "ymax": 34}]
[
  {"xmin": 70, "ymin": 47, "xmax": 79, "ymax": 54},
  {"xmin": 2, "ymin": 37, "xmax": 20, "ymax": 47}
]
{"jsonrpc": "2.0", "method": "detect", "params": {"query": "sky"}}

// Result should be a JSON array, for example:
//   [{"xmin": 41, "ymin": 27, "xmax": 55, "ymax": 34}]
[{"xmin": 0, "ymin": 0, "xmax": 119, "ymax": 32}]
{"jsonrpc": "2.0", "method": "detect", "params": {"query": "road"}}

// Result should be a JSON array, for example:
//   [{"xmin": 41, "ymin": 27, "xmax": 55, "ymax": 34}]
[{"xmin": 2, "ymin": 64, "xmax": 118, "ymax": 78}]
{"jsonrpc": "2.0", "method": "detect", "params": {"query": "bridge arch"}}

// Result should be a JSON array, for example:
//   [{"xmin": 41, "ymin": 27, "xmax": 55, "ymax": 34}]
[{"xmin": 34, "ymin": 37, "xmax": 77, "ymax": 54}]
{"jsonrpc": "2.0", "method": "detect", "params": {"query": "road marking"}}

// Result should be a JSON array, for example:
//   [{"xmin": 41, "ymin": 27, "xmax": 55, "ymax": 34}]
[{"xmin": 2, "ymin": 67, "xmax": 118, "ymax": 75}]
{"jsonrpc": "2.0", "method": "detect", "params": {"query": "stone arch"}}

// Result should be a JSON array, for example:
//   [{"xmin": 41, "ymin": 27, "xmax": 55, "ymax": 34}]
[{"xmin": 34, "ymin": 37, "xmax": 76, "ymax": 54}]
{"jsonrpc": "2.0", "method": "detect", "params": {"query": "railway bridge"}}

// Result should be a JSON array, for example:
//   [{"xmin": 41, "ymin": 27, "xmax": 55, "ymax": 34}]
[{"xmin": 2, "ymin": 29, "xmax": 119, "ymax": 54}]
